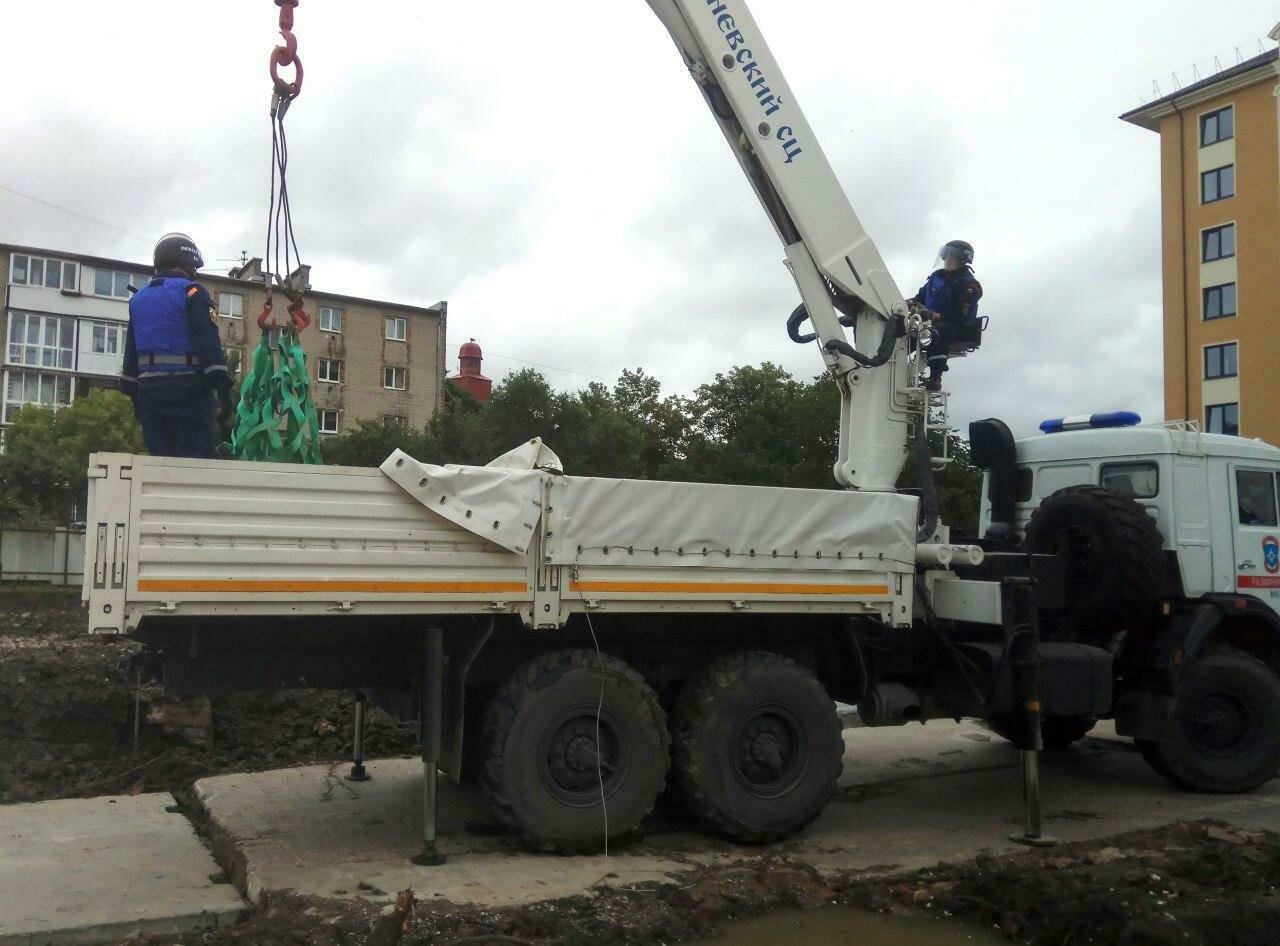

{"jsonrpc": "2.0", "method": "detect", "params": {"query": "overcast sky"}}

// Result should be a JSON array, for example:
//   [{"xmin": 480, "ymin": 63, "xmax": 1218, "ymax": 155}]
[{"xmin": 4, "ymin": 0, "xmax": 1278, "ymax": 439}]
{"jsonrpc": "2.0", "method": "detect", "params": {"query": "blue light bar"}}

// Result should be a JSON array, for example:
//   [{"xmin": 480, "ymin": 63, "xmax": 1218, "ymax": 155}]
[{"xmin": 1040, "ymin": 411, "xmax": 1142, "ymax": 434}]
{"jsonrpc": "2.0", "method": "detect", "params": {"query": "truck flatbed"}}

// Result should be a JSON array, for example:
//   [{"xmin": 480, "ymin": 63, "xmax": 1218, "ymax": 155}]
[{"xmin": 84, "ymin": 447, "xmax": 918, "ymax": 635}]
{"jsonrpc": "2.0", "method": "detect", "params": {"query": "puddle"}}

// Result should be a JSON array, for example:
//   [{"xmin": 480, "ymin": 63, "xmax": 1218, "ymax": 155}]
[{"xmin": 684, "ymin": 905, "xmax": 1004, "ymax": 945}]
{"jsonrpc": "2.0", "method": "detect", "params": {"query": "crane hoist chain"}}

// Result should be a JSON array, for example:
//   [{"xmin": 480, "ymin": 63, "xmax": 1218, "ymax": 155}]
[{"xmin": 228, "ymin": 0, "xmax": 323, "ymax": 465}]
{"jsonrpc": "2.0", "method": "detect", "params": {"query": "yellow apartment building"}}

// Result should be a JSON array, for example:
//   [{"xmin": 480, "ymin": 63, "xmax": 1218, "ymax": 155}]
[{"xmin": 1121, "ymin": 30, "xmax": 1280, "ymax": 443}]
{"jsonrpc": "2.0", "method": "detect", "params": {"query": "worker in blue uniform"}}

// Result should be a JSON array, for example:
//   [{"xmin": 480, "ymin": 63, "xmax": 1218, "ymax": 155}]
[
  {"xmin": 910, "ymin": 239, "xmax": 983, "ymax": 392},
  {"xmin": 121, "ymin": 233, "xmax": 232, "ymax": 458}
]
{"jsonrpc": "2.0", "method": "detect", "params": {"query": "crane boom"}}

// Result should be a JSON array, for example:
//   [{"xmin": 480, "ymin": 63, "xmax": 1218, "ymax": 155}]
[{"xmin": 645, "ymin": 0, "xmax": 921, "ymax": 491}]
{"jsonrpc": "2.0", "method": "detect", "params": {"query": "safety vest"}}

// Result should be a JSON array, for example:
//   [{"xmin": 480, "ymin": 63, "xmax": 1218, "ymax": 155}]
[
  {"xmin": 922, "ymin": 268, "xmax": 981, "ymax": 324},
  {"xmin": 130, "ymin": 277, "xmax": 199, "ymax": 376}
]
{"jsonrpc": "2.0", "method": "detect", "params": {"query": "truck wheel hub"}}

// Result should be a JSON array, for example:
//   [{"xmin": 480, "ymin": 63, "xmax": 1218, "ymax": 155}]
[
  {"xmin": 539, "ymin": 712, "xmax": 625, "ymax": 805},
  {"xmin": 1186, "ymin": 692, "xmax": 1252, "ymax": 756},
  {"xmin": 731, "ymin": 706, "xmax": 806, "ymax": 796}
]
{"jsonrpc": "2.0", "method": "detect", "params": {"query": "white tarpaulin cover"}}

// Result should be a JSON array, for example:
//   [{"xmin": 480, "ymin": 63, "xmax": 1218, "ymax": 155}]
[
  {"xmin": 484, "ymin": 437, "xmax": 564, "ymax": 473},
  {"xmin": 549, "ymin": 476, "xmax": 918, "ymax": 573},
  {"xmin": 380, "ymin": 450, "xmax": 545, "ymax": 555}
]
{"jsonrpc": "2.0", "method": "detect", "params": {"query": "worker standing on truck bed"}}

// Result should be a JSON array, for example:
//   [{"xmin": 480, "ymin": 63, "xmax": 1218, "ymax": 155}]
[
  {"xmin": 911, "ymin": 239, "xmax": 984, "ymax": 392},
  {"xmin": 121, "ymin": 233, "xmax": 232, "ymax": 458}
]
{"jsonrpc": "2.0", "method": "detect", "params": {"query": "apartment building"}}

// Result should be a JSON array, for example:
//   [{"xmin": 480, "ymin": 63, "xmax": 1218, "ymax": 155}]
[
  {"xmin": 1120, "ymin": 27, "xmax": 1280, "ymax": 443},
  {"xmin": 0, "ymin": 243, "xmax": 447, "ymax": 436}
]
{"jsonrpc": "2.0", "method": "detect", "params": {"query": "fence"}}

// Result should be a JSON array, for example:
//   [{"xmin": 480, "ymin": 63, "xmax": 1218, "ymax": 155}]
[{"xmin": 0, "ymin": 524, "xmax": 86, "ymax": 586}]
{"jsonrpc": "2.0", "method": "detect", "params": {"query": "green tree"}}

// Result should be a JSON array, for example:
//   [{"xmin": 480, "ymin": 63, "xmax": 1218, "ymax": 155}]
[
  {"xmin": 561, "ymin": 382, "xmax": 647, "ymax": 478},
  {"xmin": 0, "ymin": 390, "xmax": 145, "ymax": 524},
  {"xmin": 430, "ymin": 384, "xmax": 493, "ymax": 466},
  {"xmin": 321, "ymin": 418, "xmax": 436, "ymax": 469},
  {"xmin": 482, "ymin": 369, "xmax": 567, "ymax": 457},
  {"xmin": 612, "ymin": 368, "xmax": 692, "ymax": 479},
  {"xmin": 679, "ymin": 364, "xmax": 839, "ymax": 488}
]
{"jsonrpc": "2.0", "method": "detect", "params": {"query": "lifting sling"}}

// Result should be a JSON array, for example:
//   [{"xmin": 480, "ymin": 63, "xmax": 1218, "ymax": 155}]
[{"xmin": 227, "ymin": 0, "xmax": 323, "ymax": 464}]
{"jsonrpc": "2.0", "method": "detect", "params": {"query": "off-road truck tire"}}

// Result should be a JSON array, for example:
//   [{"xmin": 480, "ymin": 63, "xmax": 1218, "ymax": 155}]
[
  {"xmin": 670, "ymin": 652, "xmax": 843, "ymax": 844},
  {"xmin": 479, "ymin": 649, "xmax": 669, "ymax": 852},
  {"xmin": 1026, "ymin": 485, "xmax": 1163, "ymax": 630},
  {"xmin": 1138, "ymin": 646, "xmax": 1280, "ymax": 793}
]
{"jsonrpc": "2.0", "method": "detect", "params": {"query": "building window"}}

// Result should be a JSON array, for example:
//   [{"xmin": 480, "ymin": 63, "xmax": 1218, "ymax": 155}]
[
  {"xmin": 1201, "ymin": 165, "xmax": 1235, "ymax": 203},
  {"xmin": 383, "ymin": 366, "xmax": 407, "ymax": 390},
  {"xmin": 1202, "ymin": 224, "xmax": 1235, "ymax": 262},
  {"xmin": 3, "ymin": 370, "xmax": 72, "ymax": 423},
  {"xmin": 10, "ymin": 254, "xmax": 77, "ymax": 291},
  {"xmin": 318, "ymin": 358, "xmax": 344, "ymax": 384},
  {"xmin": 385, "ymin": 316, "xmax": 407, "ymax": 342},
  {"xmin": 1206, "ymin": 402, "xmax": 1239, "ymax": 436},
  {"xmin": 1203, "ymin": 282, "xmax": 1237, "ymax": 320},
  {"xmin": 7, "ymin": 312, "xmax": 74, "ymax": 369},
  {"xmin": 92, "ymin": 268, "xmax": 140, "ymax": 300},
  {"xmin": 89, "ymin": 322, "xmax": 125, "ymax": 355},
  {"xmin": 267, "ymin": 327, "xmax": 283, "ymax": 346},
  {"xmin": 225, "ymin": 347, "xmax": 243, "ymax": 370},
  {"xmin": 1204, "ymin": 342, "xmax": 1238, "ymax": 380},
  {"xmin": 1200, "ymin": 106, "xmax": 1234, "ymax": 147},
  {"xmin": 1236, "ymin": 469, "xmax": 1278, "ymax": 526},
  {"xmin": 319, "ymin": 306, "xmax": 342, "ymax": 333},
  {"xmin": 218, "ymin": 292, "xmax": 244, "ymax": 319},
  {"xmin": 319, "ymin": 409, "xmax": 340, "ymax": 434}
]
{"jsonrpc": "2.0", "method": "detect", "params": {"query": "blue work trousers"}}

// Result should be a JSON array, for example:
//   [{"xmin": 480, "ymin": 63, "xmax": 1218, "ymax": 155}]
[{"xmin": 136, "ymin": 375, "xmax": 220, "ymax": 459}]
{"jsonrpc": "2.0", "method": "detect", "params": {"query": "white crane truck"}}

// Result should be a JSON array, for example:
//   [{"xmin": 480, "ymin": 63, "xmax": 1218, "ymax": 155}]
[{"xmin": 83, "ymin": 0, "xmax": 1280, "ymax": 858}]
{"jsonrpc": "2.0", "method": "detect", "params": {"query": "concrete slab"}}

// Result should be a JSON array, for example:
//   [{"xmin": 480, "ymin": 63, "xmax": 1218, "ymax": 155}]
[
  {"xmin": 0, "ymin": 792, "xmax": 246, "ymax": 946},
  {"xmin": 195, "ymin": 721, "xmax": 1280, "ymax": 910}
]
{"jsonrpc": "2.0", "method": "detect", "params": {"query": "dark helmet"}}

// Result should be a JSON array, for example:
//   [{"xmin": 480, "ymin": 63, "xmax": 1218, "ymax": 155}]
[
  {"xmin": 153, "ymin": 232, "xmax": 204, "ymax": 274},
  {"xmin": 939, "ymin": 239, "xmax": 974, "ymax": 266}
]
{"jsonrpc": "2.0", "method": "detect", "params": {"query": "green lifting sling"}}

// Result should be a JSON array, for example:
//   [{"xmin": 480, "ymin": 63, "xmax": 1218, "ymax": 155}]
[{"xmin": 226, "ymin": 329, "xmax": 323, "ymax": 465}]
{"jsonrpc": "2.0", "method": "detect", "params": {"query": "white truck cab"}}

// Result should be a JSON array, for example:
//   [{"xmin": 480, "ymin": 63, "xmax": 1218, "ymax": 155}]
[{"xmin": 980, "ymin": 417, "xmax": 1280, "ymax": 619}]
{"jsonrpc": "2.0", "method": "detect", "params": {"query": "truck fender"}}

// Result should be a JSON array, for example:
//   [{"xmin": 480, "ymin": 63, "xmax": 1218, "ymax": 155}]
[
  {"xmin": 1177, "ymin": 596, "xmax": 1280, "ymax": 670},
  {"xmin": 1168, "ymin": 602, "xmax": 1229, "ymax": 676},
  {"xmin": 1115, "ymin": 598, "xmax": 1280, "ymax": 742}
]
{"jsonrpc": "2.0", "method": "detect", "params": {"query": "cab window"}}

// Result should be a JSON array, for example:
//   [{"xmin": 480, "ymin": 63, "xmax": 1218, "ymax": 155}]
[
  {"xmin": 1101, "ymin": 462, "xmax": 1158, "ymax": 499},
  {"xmin": 1236, "ymin": 470, "xmax": 1278, "ymax": 526}
]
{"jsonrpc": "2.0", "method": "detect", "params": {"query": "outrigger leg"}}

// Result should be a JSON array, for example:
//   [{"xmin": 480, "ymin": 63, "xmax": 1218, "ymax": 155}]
[
  {"xmin": 412, "ymin": 626, "xmax": 447, "ymax": 866},
  {"xmin": 345, "ymin": 691, "xmax": 372, "ymax": 783},
  {"xmin": 1005, "ymin": 578, "xmax": 1056, "ymax": 848}
]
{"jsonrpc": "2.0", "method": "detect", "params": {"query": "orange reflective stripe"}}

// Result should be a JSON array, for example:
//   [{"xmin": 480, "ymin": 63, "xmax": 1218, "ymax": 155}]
[
  {"xmin": 137, "ymin": 579, "xmax": 527, "ymax": 594},
  {"xmin": 569, "ymin": 580, "xmax": 890, "ymax": 596},
  {"xmin": 187, "ymin": 286, "xmax": 199, "ymax": 297}
]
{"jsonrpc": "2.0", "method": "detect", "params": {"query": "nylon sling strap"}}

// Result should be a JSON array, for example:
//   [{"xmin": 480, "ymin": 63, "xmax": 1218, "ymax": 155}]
[{"xmin": 226, "ymin": 330, "xmax": 322, "ymax": 464}]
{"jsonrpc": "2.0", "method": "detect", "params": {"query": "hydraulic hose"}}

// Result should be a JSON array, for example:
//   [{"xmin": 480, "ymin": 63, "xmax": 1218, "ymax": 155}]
[
  {"xmin": 787, "ymin": 303, "xmax": 902, "ymax": 369},
  {"xmin": 911, "ymin": 418, "xmax": 940, "ymax": 544}
]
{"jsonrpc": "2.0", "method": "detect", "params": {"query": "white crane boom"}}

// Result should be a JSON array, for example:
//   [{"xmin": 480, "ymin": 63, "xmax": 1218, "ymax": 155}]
[{"xmin": 645, "ymin": 0, "xmax": 921, "ymax": 491}]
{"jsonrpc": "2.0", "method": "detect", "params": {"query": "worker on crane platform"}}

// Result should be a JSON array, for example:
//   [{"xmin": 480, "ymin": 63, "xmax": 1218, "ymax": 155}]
[
  {"xmin": 911, "ymin": 239, "xmax": 983, "ymax": 392},
  {"xmin": 121, "ymin": 233, "xmax": 232, "ymax": 458}
]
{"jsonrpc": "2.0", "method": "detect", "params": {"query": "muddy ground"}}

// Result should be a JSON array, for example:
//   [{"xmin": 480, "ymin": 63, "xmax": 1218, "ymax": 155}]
[
  {"xmin": 6, "ymin": 587, "xmax": 1280, "ymax": 945},
  {"xmin": 0, "ymin": 584, "xmax": 416, "ymax": 805}
]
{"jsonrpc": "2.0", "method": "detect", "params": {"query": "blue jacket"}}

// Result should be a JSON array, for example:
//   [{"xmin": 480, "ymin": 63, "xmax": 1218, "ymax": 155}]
[
  {"xmin": 912, "ymin": 266, "xmax": 983, "ymax": 324},
  {"xmin": 122, "ymin": 274, "xmax": 228, "ymax": 394}
]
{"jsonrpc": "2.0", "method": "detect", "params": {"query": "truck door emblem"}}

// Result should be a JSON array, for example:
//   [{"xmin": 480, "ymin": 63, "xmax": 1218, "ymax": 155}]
[{"xmin": 1264, "ymin": 536, "xmax": 1280, "ymax": 574}]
